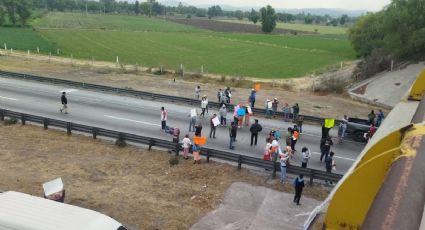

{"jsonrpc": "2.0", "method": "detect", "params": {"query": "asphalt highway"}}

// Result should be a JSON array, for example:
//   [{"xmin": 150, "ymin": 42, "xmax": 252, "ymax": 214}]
[{"xmin": 0, "ymin": 78, "xmax": 364, "ymax": 173}]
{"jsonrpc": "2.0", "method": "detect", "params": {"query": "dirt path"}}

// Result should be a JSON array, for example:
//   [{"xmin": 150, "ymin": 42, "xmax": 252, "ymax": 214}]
[
  {"xmin": 0, "ymin": 55, "xmax": 384, "ymax": 119},
  {"xmin": 0, "ymin": 123, "xmax": 329, "ymax": 229}
]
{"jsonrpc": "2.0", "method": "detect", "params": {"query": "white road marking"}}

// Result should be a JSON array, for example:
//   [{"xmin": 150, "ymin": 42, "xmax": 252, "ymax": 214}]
[
  {"xmin": 312, "ymin": 152, "xmax": 356, "ymax": 161},
  {"xmin": 104, "ymin": 115, "xmax": 161, "ymax": 127},
  {"xmin": 61, "ymin": 89, "xmax": 79, "ymax": 93},
  {"xmin": 0, "ymin": 95, "xmax": 18, "ymax": 101}
]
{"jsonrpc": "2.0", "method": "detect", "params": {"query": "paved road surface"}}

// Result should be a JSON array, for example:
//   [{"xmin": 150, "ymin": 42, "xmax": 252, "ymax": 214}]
[{"xmin": 0, "ymin": 78, "xmax": 364, "ymax": 173}]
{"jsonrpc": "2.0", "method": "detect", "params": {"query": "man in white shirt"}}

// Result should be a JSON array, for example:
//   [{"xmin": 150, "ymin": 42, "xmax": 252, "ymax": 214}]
[{"xmin": 161, "ymin": 107, "xmax": 167, "ymax": 131}]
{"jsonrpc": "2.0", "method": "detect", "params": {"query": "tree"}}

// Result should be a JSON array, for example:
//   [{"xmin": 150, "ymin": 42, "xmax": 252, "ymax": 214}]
[
  {"xmin": 339, "ymin": 14, "xmax": 348, "ymax": 26},
  {"xmin": 260, "ymin": 5, "xmax": 277, "ymax": 33},
  {"xmin": 234, "ymin": 10, "xmax": 243, "ymax": 20},
  {"xmin": 207, "ymin": 5, "xmax": 222, "ymax": 19},
  {"xmin": 2, "ymin": 0, "xmax": 17, "ymax": 25},
  {"xmin": 15, "ymin": 0, "xmax": 31, "ymax": 26},
  {"xmin": 134, "ymin": 0, "xmax": 139, "ymax": 15},
  {"xmin": 248, "ymin": 8, "xmax": 259, "ymax": 24}
]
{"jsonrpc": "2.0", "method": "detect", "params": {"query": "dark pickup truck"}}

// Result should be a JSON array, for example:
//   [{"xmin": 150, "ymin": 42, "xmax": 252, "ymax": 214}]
[{"xmin": 345, "ymin": 117, "xmax": 370, "ymax": 142}]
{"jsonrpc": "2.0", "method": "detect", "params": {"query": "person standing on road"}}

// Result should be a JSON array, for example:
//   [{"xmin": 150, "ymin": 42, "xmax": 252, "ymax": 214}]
[
  {"xmin": 320, "ymin": 136, "xmax": 333, "ymax": 162},
  {"xmin": 376, "ymin": 109, "xmax": 385, "ymax": 127},
  {"xmin": 272, "ymin": 98, "xmax": 279, "ymax": 118},
  {"xmin": 265, "ymin": 99, "xmax": 272, "ymax": 118},
  {"xmin": 160, "ymin": 107, "xmax": 167, "ymax": 131},
  {"xmin": 224, "ymin": 87, "xmax": 231, "ymax": 104},
  {"xmin": 249, "ymin": 89, "xmax": 256, "ymax": 108},
  {"xmin": 209, "ymin": 114, "xmax": 217, "ymax": 139},
  {"xmin": 292, "ymin": 103, "xmax": 300, "ymax": 122},
  {"xmin": 338, "ymin": 115, "xmax": 348, "ymax": 143},
  {"xmin": 200, "ymin": 96, "xmax": 208, "ymax": 118},
  {"xmin": 192, "ymin": 143, "xmax": 201, "ymax": 164},
  {"xmin": 229, "ymin": 121, "xmax": 237, "ymax": 150},
  {"xmin": 282, "ymin": 103, "xmax": 290, "ymax": 121},
  {"xmin": 249, "ymin": 119, "xmax": 262, "ymax": 146},
  {"xmin": 368, "ymin": 110, "xmax": 376, "ymax": 125},
  {"xmin": 293, "ymin": 175, "xmax": 305, "ymax": 205},
  {"xmin": 194, "ymin": 122, "xmax": 202, "ymax": 137},
  {"xmin": 219, "ymin": 104, "xmax": 227, "ymax": 126},
  {"xmin": 189, "ymin": 109, "xmax": 197, "ymax": 132},
  {"xmin": 181, "ymin": 134, "xmax": 191, "ymax": 159},
  {"xmin": 301, "ymin": 146, "xmax": 311, "ymax": 168},
  {"xmin": 60, "ymin": 92, "xmax": 68, "ymax": 114},
  {"xmin": 296, "ymin": 115, "xmax": 304, "ymax": 133},
  {"xmin": 219, "ymin": 93, "xmax": 227, "ymax": 108},
  {"xmin": 325, "ymin": 152, "xmax": 336, "ymax": 184},
  {"xmin": 217, "ymin": 89, "xmax": 223, "ymax": 102},
  {"xmin": 279, "ymin": 148, "xmax": 290, "ymax": 183},
  {"xmin": 291, "ymin": 128, "xmax": 299, "ymax": 152}
]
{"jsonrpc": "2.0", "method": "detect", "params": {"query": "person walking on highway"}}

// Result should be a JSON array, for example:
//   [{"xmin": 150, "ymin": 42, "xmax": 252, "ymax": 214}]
[
  {"xmin": 301, "ymin": 146, "xmax": 311, "ymax": 168},
  {"xmin": 291, "ymin": 126, "xmax": 300, "ymax": 152},
  {"xmin": 249, "ymin": 119, "xmax": 262, "ymax": 146},
  {"xmin": 236, "ymin": 104, "xmax": 246, "ymax": 128},
  {"xmin": 279, "ymin": 148, "xmax": 290, "ymax": 183},
  {"xmin": 368, "ymin": 110, "xmax": 376, "ymax": 125},
  {"xmin": 60, "ymin": 92, "xmax": 68, "ymax": 114},
  {"xmin": 219, "ymin": 105, "xmax": 227, "ymax": 126},
  {"xmin": 160, "ymin": 107, "xmax": 167, "ymax": 131},
  {"xmin": 292, "ymin": 103, "xmax": 300, "ymax": 122},
  {"xmin": 224, "ymin": 87, "xmax": 231, "ymax": 104},
  {"xmin": 229, "ymin": 121, "xmax": 237, "ymax": 150},
  {"xmin": 209, "ymin": 114, "xmax": 218, "ymax": 139},
  {"xmin": 181, "ymin": 134, "xmax": 191, "ymax": 159},
  {"xmin": 249, "ymin": 89, "xmax": 256, "ymax": 108},
  {"xmin": 189, "ymin": 108, "xmax": 197, "ymax": 132},
  {"xmin": 293, "ymin": 175, "xmax": 305, "ymax": 205},
  {"xmin": 200, "ymin": 96, "xmax": 208, "ymax": 118},
  {"xmin": 325, "ymin": 151, "xmax": 336, "ymax": 184},
  {"xmin": 217, "ymin": 89, "xmax": 223, "ymax": 102},
  {"xmin": 296, "ymin": 115, "xmax": 304, "ymax": 133},
  {"xmin": 320, "ymin": 136, "xmax": 333, "ymax": 162},
  {"xmin": 219, "ymin": 93, "xmax": 227, "ymax": 108}
]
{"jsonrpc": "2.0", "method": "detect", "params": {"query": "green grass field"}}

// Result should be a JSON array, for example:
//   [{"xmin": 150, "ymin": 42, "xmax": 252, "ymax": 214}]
[
  {"xmin": 33, "ymin": 12, "xmax": 201, "ymax": 32},
  {"xmin": 0, "ymin": 13, "xmax": 356, "ymax": 78}
]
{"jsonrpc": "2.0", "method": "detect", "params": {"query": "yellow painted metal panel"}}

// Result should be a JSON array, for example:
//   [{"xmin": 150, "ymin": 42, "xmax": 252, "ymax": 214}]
[
  {"xmin": 324, "ymin": 147, "xmax": 400, "ymax": 229},
  {"xmin": 410, "ymin": 68, "xmax": 425, "ymax": 100}
]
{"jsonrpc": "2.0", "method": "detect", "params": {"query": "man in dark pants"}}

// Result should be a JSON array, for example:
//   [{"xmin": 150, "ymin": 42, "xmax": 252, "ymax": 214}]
[
  {"xmin": 209, "ymin": 114, "xmax": 217, "ymax": 139},
  {"xmin": 325, "ymin": 152, "xmax": 336, "ymax": 184},
  {"xmin": 229, "ymin": 122, "xmax": 237, "ymax": 150},
  {"xmin": 249, "ymin": 119, "xmax": 262, "ymax": 146},
  {"xmin": 294, "ymin": 175, "xmax": 305, "ymax": 205},
  {"xmin": 60, "ymin": 92, "xmax": 68, "ymax": 114},
  {"xmin": 320, "ymin": 136, "xmax": 333, "ymax": 162},
  {"xmin": 160, "ymin": 107, "xmax": 167, "ymax": 131}
]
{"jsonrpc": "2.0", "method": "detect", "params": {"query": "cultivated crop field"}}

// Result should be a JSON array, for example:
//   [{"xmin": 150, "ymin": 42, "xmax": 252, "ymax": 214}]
[{"xmin": 0, "ymin": 12, "xmax": 356, "ymax": 78}]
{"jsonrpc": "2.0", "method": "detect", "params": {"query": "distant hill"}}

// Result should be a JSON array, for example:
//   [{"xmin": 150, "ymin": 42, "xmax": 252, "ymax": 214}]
[{"xmin": 158, "ymin": 1, "xmax": 367, "ymax": 17}]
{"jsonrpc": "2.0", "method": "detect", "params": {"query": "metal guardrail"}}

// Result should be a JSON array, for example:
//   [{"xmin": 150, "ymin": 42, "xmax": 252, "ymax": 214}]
[
  {"xmin": 0, "ymin": 70, "xmax": 341, "ymax": 125},
  {"xmin": 0, "ymin": 108, "xmax": 343, "ymax": 184}
]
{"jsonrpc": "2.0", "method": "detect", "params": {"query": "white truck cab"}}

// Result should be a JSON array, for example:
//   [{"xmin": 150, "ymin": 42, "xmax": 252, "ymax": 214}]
[{"xmin": 0, "ymin": 191, "xmax": 128, "ymax": 230}]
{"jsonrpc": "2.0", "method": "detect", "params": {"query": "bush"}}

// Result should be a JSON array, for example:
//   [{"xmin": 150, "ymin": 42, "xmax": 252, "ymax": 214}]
[
  {"xmin": 353, "ymin": 48, "xmax": 393, "ymax": 80},
  {"xmin": 3, "ymin": 118, "xmax": 18, "ymax": 125},
  {"xmin": 115, "ymin": 138, "xmax": 127, "ymax": 148},
  {"xmin": 169, "ymin": 156, "xmax": 179, "ymax": 166}
]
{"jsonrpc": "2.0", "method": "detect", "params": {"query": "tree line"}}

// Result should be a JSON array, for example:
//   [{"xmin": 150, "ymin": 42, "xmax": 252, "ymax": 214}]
[{"xmin": 349, "ymin": 0, "xmax": 424, "ymax": 61}]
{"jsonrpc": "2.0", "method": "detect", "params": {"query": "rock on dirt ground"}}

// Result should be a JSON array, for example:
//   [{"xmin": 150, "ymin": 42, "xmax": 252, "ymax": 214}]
[
  {"xmin": 0, "ymin": 123, "xmax": 329, "ymax": 230},
  {"xmin": 0, "ymin": 55, "xmax": 385, "ymax": 119}
]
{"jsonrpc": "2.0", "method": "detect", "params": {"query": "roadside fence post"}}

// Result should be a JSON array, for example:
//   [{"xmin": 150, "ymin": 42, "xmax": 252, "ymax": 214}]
[
  {"xmin": 309, "ymin": 171, "xmax": 314, "ymax": 186},
  {"xmin": 3, "ymin": 43, "xmax": 6, "ymax": 51},
  {"xmin": 21, "ymin": 114, "xmax": 26, "ymax": 125},
  {"xmin": 67, "ymin": 122, "xmax": 72, "ymax": 135},
  {"xmin": 148, "ymin": 139, "xmax": 154, "ymax": 151},
  {"xmin": 238, "ymin": 155, "xmax": 242, "ymax": 169},
  {"xmin": 0, "ymin": 110, "xmax": 4, "ymax": 121},
  {"xmin": 37, "ymin": 47, "xmax": 40, "ymax": 53},
  {"xmin": 92, "ymin": 127, "xmax": 97, "ymax": 139},
  {"xmin": 206, "ymin": 150, "xmax": 210, "ymax": 163},
  {"xmin": 43, "ymin": 118, "xmax": 49, "ymax": 130},
  {"xmin": 49, "ymin": 52, "xmax": 51, "ymax": 63}
]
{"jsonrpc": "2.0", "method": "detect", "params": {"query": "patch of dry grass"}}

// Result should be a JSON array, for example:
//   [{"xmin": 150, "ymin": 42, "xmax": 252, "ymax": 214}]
[{"xmin": 0, "ymin": 123, "xmax": 328, "ymax": 229}]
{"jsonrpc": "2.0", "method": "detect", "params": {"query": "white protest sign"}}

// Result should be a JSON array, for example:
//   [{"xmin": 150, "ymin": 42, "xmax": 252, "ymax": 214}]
[
  {"xmin": 43, "ymin": 178, "xmax": 64, "ymax": 196},
  {"xmin": 212, "ymin": 116, "xmax": 220, "ymax": 127},
  {"xmin": 247, "ymin": 106, "xmax": 252, "ymax": 114}
]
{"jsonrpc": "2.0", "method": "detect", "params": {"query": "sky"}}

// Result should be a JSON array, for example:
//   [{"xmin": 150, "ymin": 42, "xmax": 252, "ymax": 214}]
[{"xmin": 183, "ymin": 0, "xmax": 391, "ymax": 12}]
